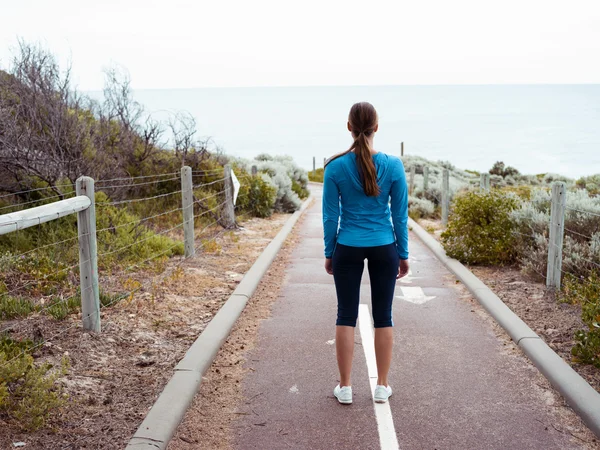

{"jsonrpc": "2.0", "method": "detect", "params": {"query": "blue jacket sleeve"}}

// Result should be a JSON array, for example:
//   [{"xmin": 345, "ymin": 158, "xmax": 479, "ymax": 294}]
[
  {"xmin": 390, "ymin": 159, "xmax": 409, "ymax": 259},
  {"xmin": 322, "ymin": 166, "xmax": 340, "ymax": 258}
]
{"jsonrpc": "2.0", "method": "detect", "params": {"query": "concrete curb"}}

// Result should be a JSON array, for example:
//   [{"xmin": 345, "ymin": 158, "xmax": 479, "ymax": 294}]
[
  {"xmin": 126, "ymin": 195, "xmax": 314, "ymax": 449},
  {"xmin": 408, "ymin": 217, "xmax": 600, "ymax": 437}
]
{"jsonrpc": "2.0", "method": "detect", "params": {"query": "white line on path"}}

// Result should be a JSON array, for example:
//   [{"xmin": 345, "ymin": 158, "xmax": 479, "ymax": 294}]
[{"xmin": 358, "ymin": 304, "xmax": 400, "ymax": 450}]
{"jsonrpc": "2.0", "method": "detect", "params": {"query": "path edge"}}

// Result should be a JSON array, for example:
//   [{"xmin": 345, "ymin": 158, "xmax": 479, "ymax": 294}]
[
  {"xmin": 408, "ymin": 217, "xmax": 600, "ymax": 438},
  {"xmin": 126, "ymin": 195, "xmax": 314, "ymax": 449}
]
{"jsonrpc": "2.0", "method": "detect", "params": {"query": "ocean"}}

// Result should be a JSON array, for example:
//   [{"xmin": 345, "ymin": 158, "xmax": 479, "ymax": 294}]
[{"xmin": 133, "ymin": 85, "xmax": 600, "ymax": 178}]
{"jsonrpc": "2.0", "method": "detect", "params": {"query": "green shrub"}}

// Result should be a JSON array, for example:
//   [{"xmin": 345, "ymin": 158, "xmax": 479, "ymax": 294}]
[
  {"xmin": 46, "ymin": 295, "xmax": 82, "ymax": 320},
  {"xmin": 236, "ymin": 175, "xmax": 277, "ymax": 218},
  {"xmin": 292, "ymin": 179, "xmax": 309, "ymax": 200},
  {"xmin": 0, "ymin": 296, "xmax": 37, "ymax": 319},
  {"xmin": 565, "ymin": 271, "xmax": 600, "ymax": 367},
  {"xmin": 408, "ymin": 195, "xmax": 436, "ymax": 220},
  {"xmin": 0, "ymin": 335, "xmax": 68, "ymax": 431},
  {"xmin": 0, "ymin": 352, "xmax": 69, "ymax": 430},
  {"xmin": 441, "ymin": 191, "xmax": 519, "ymax": 265},
  {"xmin": 308, "ymin": 168, "xmax": 324, "ymax": 183},
  {"xmin": 95, "ymin": 191, "xmax": 184, "ymax": 269},
  {"xmin": 0, "ymin": 335, "xmax": 36, "ymax": 358}
]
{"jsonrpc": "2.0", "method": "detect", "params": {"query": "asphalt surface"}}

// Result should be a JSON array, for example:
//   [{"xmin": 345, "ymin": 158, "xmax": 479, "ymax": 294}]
[{"xmin": 232, "ymin": 185, "xmax": 583, "ymax": 450}]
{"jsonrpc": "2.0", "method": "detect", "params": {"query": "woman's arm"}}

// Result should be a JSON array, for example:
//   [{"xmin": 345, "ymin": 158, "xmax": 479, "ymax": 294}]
[
  {"xmin": 322, "ymin": 167, "xmax": 340, "ymax": 258},
  {"xmin": 390, "ymin": 159, "xmax": 409, "ymax": 260}
]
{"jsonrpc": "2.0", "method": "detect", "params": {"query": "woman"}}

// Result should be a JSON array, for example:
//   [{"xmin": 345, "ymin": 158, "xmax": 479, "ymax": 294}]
[{"xmin": 323, "ymin": 102, "xmax": 409, "ymax": 405}]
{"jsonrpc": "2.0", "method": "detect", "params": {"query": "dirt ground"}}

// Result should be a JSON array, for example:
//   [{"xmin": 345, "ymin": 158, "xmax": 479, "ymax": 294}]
[
  {"xmin": 0, "ymin": 213, "xmax": 290, "ymax": 450},
  {"xmin": 470, "ymin": 265, "xmax": 600, "ymax": 393},
  {"xmin": 166, "ymin": 211, "xmax": 304, "ymax": 450}
]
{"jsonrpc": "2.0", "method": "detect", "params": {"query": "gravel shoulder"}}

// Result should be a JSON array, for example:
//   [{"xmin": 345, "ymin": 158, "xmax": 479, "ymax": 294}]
[{"xmin": 167, "ymin": 211, "xmax": 305, "ymax": 450}]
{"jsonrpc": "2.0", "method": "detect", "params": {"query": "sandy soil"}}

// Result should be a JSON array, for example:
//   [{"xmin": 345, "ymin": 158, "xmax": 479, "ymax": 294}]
[
  {"xmin": 470, "ymin": 265, "xmax": 600, "ymax": 394},
  {"xmin": 0, "ymin": 213, "xmax": 290, "ymax": 450},
  {"xmin": 167, "ymin": 211, "xmax": 304, "ymax": 450}
]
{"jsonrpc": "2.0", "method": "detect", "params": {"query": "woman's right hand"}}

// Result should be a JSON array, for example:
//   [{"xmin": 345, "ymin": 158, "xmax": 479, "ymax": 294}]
[
  {"xmin": 397, "ymin": 259, "xmax": 409, "ymax": 279},
  {"xmin": 325, "ymin": 258, "xmax": 333, "ymax": 275}
]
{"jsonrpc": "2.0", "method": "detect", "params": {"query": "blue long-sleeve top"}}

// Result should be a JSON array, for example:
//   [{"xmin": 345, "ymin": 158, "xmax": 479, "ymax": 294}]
[{"xmin": 322, "ymin": 152, "xmax": 409, "ymax": 259}]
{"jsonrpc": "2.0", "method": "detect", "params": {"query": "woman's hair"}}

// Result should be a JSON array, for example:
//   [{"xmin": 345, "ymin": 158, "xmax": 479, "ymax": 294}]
[{"xmin": 326, "ymin": 102, "xmax": 380, "ymax": 197}]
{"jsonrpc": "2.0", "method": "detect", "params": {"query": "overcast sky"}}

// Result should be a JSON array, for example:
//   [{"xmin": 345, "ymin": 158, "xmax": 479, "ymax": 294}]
[{"xmin": 2, "ymin": 0, "xmax": 600, "ymax": 90}]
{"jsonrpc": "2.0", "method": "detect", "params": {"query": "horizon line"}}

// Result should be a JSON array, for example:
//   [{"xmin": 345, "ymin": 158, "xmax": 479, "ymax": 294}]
[{"xmin": 81, "ymin": 82, "xmax": 600, "ymax": 92}]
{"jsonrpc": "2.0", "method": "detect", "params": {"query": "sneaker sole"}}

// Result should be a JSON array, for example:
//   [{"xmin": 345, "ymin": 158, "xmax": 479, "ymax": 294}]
[
  {"xmin": 335, "ymin": 395, "xmax": 352, "ymax": 405},
  {"xmin": 374, "ymin": 393, "xmax": 392, "ymax": 403}
]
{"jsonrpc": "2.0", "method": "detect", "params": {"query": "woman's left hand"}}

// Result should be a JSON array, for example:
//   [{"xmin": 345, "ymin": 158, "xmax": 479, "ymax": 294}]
[{"xmin": 325, "ymin": 258, "xmax": 333, "ymax": 275}]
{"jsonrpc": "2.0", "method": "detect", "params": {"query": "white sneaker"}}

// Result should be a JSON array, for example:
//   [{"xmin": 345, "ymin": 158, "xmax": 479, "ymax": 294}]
[
  {"xmin": 374, "ymin": 385, "xmax": 392, "ymax": 403},
  {"xmin": 333, "ymin": 384, "xmax": 353, "ymax": 404}
]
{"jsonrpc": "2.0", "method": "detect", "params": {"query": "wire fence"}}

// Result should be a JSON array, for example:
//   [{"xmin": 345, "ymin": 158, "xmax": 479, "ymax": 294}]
[
  {"xmin": 0, "ymin": 164, "xmax": 244, "ymax": 370},
  {"xmin": 406, "ymin": 165, "xmax": 600, "ymax": 294}
]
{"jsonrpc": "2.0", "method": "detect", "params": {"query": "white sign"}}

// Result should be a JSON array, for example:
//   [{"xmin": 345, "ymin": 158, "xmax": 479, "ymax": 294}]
[{"xmin": 231, "ymin": 170, "xmax": 240, "ymax": 204}]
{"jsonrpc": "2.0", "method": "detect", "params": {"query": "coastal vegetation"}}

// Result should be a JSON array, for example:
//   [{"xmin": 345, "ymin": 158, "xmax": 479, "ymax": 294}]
[
  {"xmin": 403, "ymin": 155, "xmax": 600, "ymax": 369},
  {"xmin": 0, "ymin": 41, "xmax": 308, "ymax": 430}
]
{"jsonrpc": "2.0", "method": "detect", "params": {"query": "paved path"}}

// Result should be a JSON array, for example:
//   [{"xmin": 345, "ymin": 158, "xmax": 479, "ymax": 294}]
[{"xmin": 232, "ymin": 185, "xmax": 583, "ymax": 450}]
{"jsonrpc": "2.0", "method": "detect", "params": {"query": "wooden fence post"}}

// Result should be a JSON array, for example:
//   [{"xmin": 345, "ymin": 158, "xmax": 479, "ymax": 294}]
[
  {"xmin": 181, "ymin": 166, "xmax": 195, "ymax": 258},
  {"xmin": 251, "ymin": 165, "xmax": 258, "ymax": 176},
  {"xmin": 223, "ymin": 165, "xmax": 236, "ymax": 228},
  {"xmin": 76, "ymin": 177, "xmax": 100, "ymax": 332},
  {"xmin": 323, "ymin": 157, "xmax": 326, "ymax": 168},
  {"xmin": 546, "ymin": 182, "xmax": 567, "ymax": 289},
  {"xmin": 401, "ymin": 142, "xmax": 404, "ymax": 157},
  {"xmin": 409, "ymin": 166, "xmax": 415, "ymax": 195},
  {"xmin": 442, "ymin": 169, "xmax": 450, "ymax": 226},
  {"xmin": 423, "ymin": 166, "xmax": 429, "ymax": 191},
  {"xmin": 313, "ymin": 157, "xmax": 316, "ymax": 177}
]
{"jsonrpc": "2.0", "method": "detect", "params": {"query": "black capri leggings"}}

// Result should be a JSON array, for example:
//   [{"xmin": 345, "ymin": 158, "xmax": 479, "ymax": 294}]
[{"xmin": 332, "ymin": 243, "xmax": 399, "ymax": 328}]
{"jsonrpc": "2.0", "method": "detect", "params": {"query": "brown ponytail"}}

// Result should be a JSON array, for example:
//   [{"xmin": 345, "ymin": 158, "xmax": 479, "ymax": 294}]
[{"xmin": 326, "ymin": 102, "xmax": 380, "ymax": 197}]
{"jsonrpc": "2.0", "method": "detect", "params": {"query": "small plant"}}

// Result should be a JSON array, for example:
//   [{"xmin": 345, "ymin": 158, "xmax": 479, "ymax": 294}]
[
  {"xmin": 0, "ymin": 334, "xmax": 69, "ymax": 431},
  {"xmin": 100, "ymin": 290, "xmax": 126, "ymax": 308},
  {"xmin": 201, "ymin": 238, "xmax": 221, "ymax": 254},
  {"xmin": 225, "ymin": 231, "xmax": 240, "ymax": 243},
  {"xmin": 441, "ymin": 191, "xmax": 519, "ymax": 265},
  {"xmin": 559, "ymin": 272, "xmax": 600, "ymax": 367},
  {"xmin": 0, "ymin": 296, "xmax": 37, "ymax": 320},
  {"xmin": 46, "ymin": 295, "xmax": 81, "ymax": 320}
]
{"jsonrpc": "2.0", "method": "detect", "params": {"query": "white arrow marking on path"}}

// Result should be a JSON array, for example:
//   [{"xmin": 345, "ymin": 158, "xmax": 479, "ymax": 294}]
[
  {"xmin": 399, "ymin": 269, "xmax": 421, "ymax": 284},
  {"xmin": 396, "ymin": 286, "xmax": 436, "ymax": 305}
]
